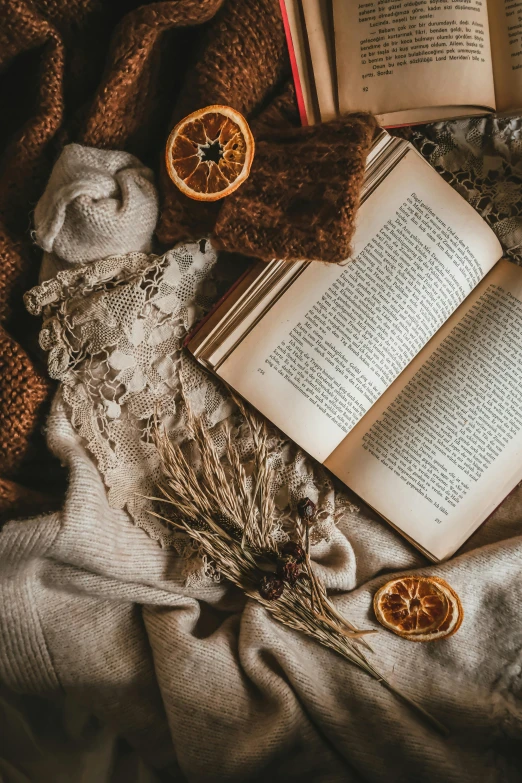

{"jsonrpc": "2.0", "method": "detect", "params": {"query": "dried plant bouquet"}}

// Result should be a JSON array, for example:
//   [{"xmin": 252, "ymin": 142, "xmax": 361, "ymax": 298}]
[{"xmin": 150, "ymin": 394, "xmax": 448, "ymax": 735}]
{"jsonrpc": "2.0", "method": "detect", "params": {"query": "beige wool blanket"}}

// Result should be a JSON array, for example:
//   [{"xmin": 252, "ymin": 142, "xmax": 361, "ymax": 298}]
[{"xmin": 1, "ymin": 123, "xmax": 522, "ymax": 782}]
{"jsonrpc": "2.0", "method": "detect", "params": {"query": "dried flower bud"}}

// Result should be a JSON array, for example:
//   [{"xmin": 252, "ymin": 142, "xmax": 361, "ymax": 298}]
[
  {"xmin": 259, "ymin": 575, "xmax": 284, "ymax": 600},
  {"xmin": 281, "ymin": 540, "xmax": 305, "ymax": 564},
  {"xmin": 277, "ymin": 558, "xmax": 301, "ymax": 586},
  {"xmin": 297, "ymin": 497, "xmax": 316, "ymax": 521}
]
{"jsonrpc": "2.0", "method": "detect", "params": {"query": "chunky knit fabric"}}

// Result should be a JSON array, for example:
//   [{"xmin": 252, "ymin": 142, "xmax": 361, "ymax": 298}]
[
  {"xmin": 158, "ymin": 72, "xmax": 377, "ymax": 260},
  {"xmin": 0, "ymin": 327, "xmax": 50, "ymax": 477},
  {"xmin": 0, "ymin": 0, "xmax": 375, "ymax": 515}
]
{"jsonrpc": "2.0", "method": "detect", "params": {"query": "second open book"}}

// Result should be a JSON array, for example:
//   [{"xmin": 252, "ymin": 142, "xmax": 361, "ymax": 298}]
[
  {"xmin": 188, "ymin": 133, "xmax": 522, "ymax": 561},
  {"xmin": 282, "ymin": 0, "xmax": 522, "ymax": 125}
]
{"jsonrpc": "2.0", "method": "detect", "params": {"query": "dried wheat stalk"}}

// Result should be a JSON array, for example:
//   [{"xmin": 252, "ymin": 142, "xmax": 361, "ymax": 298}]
[{"xmin": 149, "ymin": 397, "xmax": 448, "ymax": 736}]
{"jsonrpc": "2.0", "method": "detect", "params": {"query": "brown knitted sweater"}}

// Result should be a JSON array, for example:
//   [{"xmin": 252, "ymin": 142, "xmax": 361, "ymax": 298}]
[{"xmin": 0, "ymin": 0, "xmax": 375, "ymax": 516}]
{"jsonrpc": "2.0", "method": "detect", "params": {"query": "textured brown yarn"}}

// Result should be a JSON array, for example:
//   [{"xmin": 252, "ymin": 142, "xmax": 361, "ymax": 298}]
[
  {"xmin": 0, "ymin": 0, "xmax": 67, "ymax": 489},
  {"xmin": 0, "ymin": 0, "xmax": 374, "ymax": 517},
  {"xmin": 81, "ymin": 0, "xmax": 226, "ymax": 152},
  {"xmin": 0, "ymin": 326, "xmax": 51, "ymax": 474},
  {"xmin": 214, "ymin": 111, "xmax": 377, "ymax": 262}
]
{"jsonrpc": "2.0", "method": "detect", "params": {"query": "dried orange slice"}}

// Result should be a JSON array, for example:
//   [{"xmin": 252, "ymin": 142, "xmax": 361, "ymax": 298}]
[
  {"xmin": 373, "ymin": 575, "xmax": 463, "ymax": 642},
  {"xmin": 165, "ymin": 105, "xmax": 255, "ymax": 202}
]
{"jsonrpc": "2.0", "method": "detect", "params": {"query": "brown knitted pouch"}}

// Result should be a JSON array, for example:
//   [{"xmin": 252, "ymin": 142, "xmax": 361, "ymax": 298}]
[{"xmin": 214, "ymin": 112, "xmax": 377, "ymax": 263}]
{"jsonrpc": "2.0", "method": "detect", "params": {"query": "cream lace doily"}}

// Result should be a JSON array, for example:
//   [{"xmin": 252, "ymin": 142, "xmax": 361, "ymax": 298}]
[{"xmin": 26, "ymin": 240, "xmax": 344, "ymax": 554}]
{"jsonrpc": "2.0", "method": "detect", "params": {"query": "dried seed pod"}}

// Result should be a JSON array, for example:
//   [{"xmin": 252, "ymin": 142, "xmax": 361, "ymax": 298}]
[
  {"xmin": 216, "ymin": 512, "xmax": 243, "ymax": 540},
  {"xmin": 277, "ymin": 558, "xmax": 301, "ymax": 586},
  {"xmin": 190, "ymin": 518, "xmax": 210, "ymax": 532},
  {"xmin": 297, "ymin": 497, "xmax": 316, "ymax": 521},
  {"xmin": 281, "ymin": 540, "xmax": 305, "ymax": 564},
  {"xmin": 259, "ymin": 575, "xmax": 284, "ymax": 600}
]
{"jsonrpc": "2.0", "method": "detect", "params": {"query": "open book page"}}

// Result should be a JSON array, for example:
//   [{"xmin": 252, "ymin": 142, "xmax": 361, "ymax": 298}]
[
  {"xmin": 327, "ymin": 261, "xmax": 522, "ymax": 561},
  {"xmin": 333, "ymin": 0, "xmax": 496, "ymax": 124},
  {"xmin": 218, "ymin": 149, "xmax": 501, "ymax": 462},
  {"xmin": 488, "ymin": 0, "xmax": 522, "ymax": 112},
  {"xmin": 301, "ymin": 0, "xmax": 338, "ymax": 121}
]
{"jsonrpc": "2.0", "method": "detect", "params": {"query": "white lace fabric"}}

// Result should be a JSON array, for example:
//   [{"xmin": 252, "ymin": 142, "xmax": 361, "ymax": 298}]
[{"xmin": 25, "ymin": 240, "xmax": 343, "ymax": 556}]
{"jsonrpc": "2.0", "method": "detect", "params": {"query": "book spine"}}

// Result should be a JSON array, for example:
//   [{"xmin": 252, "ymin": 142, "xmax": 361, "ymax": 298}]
[{"xmin": 183, "ymin": 265, "xmax": 254, "ymax": 348}]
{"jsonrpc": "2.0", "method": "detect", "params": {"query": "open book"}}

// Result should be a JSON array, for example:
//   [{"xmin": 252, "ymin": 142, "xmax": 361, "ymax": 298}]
[
  {"xmin": 187, "ymin": 132, "xmax": 522, "ymax": 562},
  {"xmin": 280, "ymin": 0, "xmax": 522, "ymax": 125}
]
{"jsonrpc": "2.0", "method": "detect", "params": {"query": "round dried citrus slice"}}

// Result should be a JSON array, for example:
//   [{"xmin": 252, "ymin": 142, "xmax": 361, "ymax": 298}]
[
  {"xmin": 373, "ymin": 575, "xmax": 463, "ymax": 642},
  {"xmin": 165, "ymin": 105, "xmax": 255, "ymax": 202}
]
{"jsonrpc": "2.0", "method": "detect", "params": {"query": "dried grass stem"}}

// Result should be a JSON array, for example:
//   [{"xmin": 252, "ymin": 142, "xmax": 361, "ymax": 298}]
[{"xmin": 150, "ymin": 395, "xmax": 448, "ymax": 737}]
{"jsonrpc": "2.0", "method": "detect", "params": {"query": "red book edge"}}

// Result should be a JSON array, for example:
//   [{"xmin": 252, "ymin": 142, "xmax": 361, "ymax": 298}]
[{"xmin": 278, "ymin": 0, "xmax": 309, "ymax": 127}]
